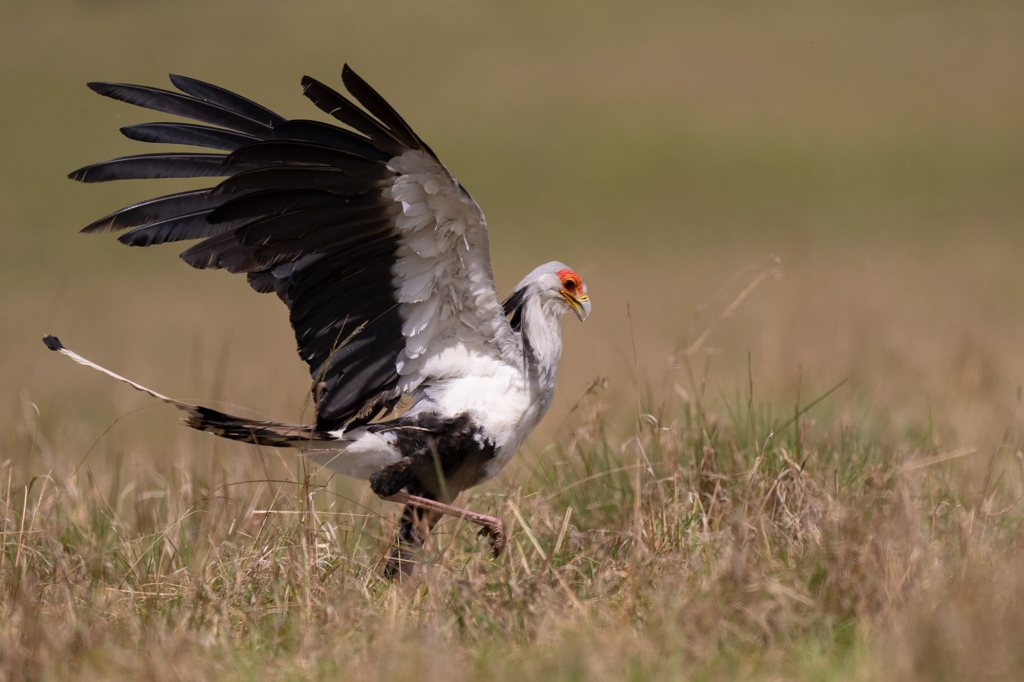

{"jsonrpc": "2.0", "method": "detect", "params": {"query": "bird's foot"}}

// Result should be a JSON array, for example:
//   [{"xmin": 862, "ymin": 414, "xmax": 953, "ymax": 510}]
[
  {"xmin": 477, "ymin": 517, "xmax": 506, "ymax": 558},
  {"xmin": 383, "ymin": 492, "xmax": 507, "ymax": 559}
]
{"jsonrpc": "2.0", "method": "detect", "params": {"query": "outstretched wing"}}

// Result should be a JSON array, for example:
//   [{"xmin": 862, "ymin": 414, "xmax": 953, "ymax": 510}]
[{"xmin": 71, "ymin": 66, "xmax": 519, "ymax": 431}]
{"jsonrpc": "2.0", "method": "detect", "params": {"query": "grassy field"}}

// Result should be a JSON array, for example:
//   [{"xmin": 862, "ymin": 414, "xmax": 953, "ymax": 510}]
[{"xmin": 3, "ymin": 1, "xmax": 1024, "ymax": 679}]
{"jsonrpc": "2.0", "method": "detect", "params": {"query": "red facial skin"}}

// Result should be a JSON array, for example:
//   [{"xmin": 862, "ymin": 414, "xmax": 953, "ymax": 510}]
[{"xmin": 556, "ymin": 268, "xmax": 584, "ymax": 295}]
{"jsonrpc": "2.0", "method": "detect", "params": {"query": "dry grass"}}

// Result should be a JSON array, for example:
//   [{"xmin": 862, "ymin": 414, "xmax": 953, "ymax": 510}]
[
  {"xmin": 3, "ymin": 354, "xmax": 1024, "ymax": 680},
  {"xmin": 4, "ymin": 0, "xmax": 1024, "ymax": 679}
]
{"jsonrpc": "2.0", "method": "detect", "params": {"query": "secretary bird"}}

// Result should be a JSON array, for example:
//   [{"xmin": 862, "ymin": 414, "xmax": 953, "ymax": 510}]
[{"xmin": 44, "ymin": 65, "xmax": 591, "ymax": 576}]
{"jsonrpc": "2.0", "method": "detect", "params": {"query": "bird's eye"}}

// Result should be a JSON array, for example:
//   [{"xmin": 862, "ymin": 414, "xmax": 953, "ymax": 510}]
[{"xmin": 564, "ymin": 279, "xmax": 577, "ymax": 290}]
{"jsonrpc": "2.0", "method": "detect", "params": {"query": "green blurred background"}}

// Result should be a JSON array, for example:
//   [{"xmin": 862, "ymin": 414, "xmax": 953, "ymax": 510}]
[{"xmin": 3, "ymin": 0, "xmax": 1023, "ymax": 456}]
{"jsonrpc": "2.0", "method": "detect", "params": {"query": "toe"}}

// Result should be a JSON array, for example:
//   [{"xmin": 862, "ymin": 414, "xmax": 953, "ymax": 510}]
[{"xmin": 489, "ymin": 526, "xmax": 507, "ymax": 557}]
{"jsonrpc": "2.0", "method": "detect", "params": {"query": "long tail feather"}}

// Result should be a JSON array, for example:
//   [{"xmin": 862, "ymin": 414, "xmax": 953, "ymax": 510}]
[{"xmin": 42, "ymin": 336, "xmax": 333, "ymax": 447}]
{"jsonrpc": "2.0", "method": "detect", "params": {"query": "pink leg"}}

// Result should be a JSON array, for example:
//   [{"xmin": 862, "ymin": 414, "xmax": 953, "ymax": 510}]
[{"xmin": 383, "ymin": 492, "xmax": 507, "ymax": 557}]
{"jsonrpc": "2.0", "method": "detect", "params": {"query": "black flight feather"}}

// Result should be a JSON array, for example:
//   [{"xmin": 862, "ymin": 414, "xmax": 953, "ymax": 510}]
[
  {"xmin": 80, "ymin": 188, "xmax": 216, "ymax": 233},
  {"xmin": 168, "ymin": 74, "xmax": 286, "ymax": 128},
  {"xmin": 178, "ymin": 231, "xmax": 242, "ymax": 270},
  {"xmin": 320, "ymin": 350, "xmax": 401, "ymax": 424},
  {"xmin": 213, "ymin": 243, "xmax": 268, "ymax": 274},
  {"xmin": 206, "ymin": 188, "xmax": 348, "ymax": 224},
  {"xmin": 87, "ymin": 82, "xmax": 274, "ymax": 138},
  {"xmin": 231, "ymin": 190, "xmax": 392, "ymax": 237},
  {"xmin": 292, "ymin": 264, "xmax": 396, "ymax": 333},
  {"xmin": 121, "ymin": 123, "xmax": 261, "ymax": 151},
  {"xmin": 312, "ymin": 296, "xmax": 401, "ymax": 360},
  {"xmin": 299, "ymin": 298, "xmax": 398, "ymax": 361},
  {"xmin": 322, "ymin": 344, "xmax": 398, "ymax": 393},
  {"xmin": 285, "ymin": 239, "xmax": 400, "ymax": 313},
  {"xmin": 273, "ymin": 119, "xmax": 391, "ymax": 161},
  {"xmin": 241, "ymin": 214, "xmax": 397, "ymax": 263},
  {"xmin": 117, "ymin": 210, "xmax": 238, "ymax": 247},
  {"xmin": 314, "ymin": 305, "xmax": 400, "ymax": 378},
  {"xmin": 300, "ymin": 76, "xmax": 406, "ymax": 157},
  {"xmin": 68, "ymin": 153, "xmax": 232, "ymax": 183},
  {"xmin": 213, "ymin": 167, "xmax": 388, "ymax": 196},
  {"xmin": 341, "ymin": 64, "xmax": 433, "ymax": 157},
  {"xmin": 246, "ymin": 270, "xmax": 278, "ymax": 294},
  {"xmin": 224, "ymin": 140, "xmax": 394, "ymax": 179},
  {"xmin": 235, "ymin": 203, "xmax": 398, "ymax": 250},
  {"xmin": 277, "ymin": 248, "xmax": 398, "ymax": 317},
  {"xmin": 297, "ymin": 306, "xmax": 398, "ymax": 372}
]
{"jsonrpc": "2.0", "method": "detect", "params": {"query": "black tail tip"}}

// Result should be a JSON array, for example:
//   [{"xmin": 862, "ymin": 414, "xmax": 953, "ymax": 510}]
[{"xmin": 42, "ymin": 335, "xmax": 64, "ymax": 351}]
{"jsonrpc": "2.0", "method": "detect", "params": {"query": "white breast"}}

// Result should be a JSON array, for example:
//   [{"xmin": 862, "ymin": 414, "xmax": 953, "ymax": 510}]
[
  {"xmin": 410, "ymin": 347, "xmax": 527, "ymax": 437},
  {"xmin": 315, "ymin": 338, "xmax": 556, "ymax": 484},
  {"xmin": 407, "ymin": 341, "xmax": 553, "ymax": 478}
]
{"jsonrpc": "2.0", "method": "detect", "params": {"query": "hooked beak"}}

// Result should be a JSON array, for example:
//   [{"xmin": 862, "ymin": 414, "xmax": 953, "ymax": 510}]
[{"xmin": 562, "ymin": 291, "xmax": 592, "ymax": 322}]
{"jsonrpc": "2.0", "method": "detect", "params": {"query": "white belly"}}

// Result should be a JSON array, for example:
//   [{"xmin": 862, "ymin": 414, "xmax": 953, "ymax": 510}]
[{"xmin": 314, "ymin": 345, "xmax": 554, "ymax": 484}]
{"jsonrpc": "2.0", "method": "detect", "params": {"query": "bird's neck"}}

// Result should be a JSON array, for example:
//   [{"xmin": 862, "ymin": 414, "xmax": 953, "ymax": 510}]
[{"xmin": 520, "ymin": 294, "xmax": 564, "ymax": 389}]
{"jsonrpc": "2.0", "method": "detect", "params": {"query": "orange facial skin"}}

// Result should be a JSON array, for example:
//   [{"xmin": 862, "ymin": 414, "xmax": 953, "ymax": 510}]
[
  {"xmin": 556, "ymin": 268, "xmax": 585, "ymax": 296},
  {"xmin": 556, "ymin": 268, "xmax": 590, "ymax": 322}
]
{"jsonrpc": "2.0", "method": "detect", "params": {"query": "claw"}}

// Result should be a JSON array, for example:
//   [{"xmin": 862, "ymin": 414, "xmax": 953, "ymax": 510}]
[
  {"xmin": 384, "ymin": 492, "xmax": 508, "ymax": 561},
  {"xmin": 477, "ymin": 518, "xmax": 506, "ymax": 558}
]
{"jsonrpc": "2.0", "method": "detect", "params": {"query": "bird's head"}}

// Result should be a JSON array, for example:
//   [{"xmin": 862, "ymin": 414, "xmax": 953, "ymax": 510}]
[
  {"xmin": 512, "ymin": 261, "xmax": 591, "ymax": 323},
  {"xmin": 555, "ymin": 267, "xmax": 591, "ymax": 322}
]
